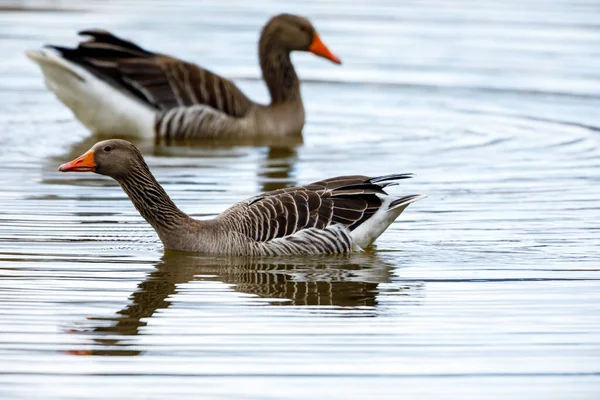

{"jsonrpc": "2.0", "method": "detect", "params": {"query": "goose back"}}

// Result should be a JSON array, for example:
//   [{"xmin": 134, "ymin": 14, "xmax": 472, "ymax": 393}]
[
  {"xmin": 216, "ymin": 174, "xmax": 416, "ymax": 255},
  {"xmin": 49, "ymin": 30, "xmax": 255, "ymax": 116}
]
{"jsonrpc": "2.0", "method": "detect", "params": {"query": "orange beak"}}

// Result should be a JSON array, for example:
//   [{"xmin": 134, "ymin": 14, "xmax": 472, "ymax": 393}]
[
  {"xmin": 58, "ymin": 149, "xmax": 96, "ymax": 172},
  {"xmin": 309, "ymin": 33, "xmax": 341, "ymax": 64}
]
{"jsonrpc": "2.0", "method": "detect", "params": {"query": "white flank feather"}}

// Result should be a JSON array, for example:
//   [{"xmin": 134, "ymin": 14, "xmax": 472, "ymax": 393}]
[
  {"xmin": 26, "ymin": 49, "xmax": 155, "ymax": 138},
  {"xmin": 350, "ymin": 194, "xmax": 426, "ymax": 250}
]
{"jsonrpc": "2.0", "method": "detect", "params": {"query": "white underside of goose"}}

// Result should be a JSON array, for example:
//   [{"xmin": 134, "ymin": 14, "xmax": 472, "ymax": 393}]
[{"xmin": 26, "ymin": 49, "xmax": 155, "ymax": 138}]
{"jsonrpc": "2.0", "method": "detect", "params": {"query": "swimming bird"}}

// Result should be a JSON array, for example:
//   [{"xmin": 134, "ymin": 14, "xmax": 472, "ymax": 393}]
[
  {"xmin": 26, "ymin": 14, "xmax": 341, "ymax": 141},
  {"xmin": 58, "ymin": 139, "xmax": 425, "ymax": 255}
]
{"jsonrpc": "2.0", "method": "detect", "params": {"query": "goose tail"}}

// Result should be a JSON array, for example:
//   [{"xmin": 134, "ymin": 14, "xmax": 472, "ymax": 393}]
[
  {"xmin": 389, "ymin": 194, "xmax": 427, "ymax": 210},
  {"xmin": 25, "ymin": 48, "xmax": 155, "ymax": 138},
  {"xmin": 350, "ymin": 175, "xmax": 425, "ymax": 250}
]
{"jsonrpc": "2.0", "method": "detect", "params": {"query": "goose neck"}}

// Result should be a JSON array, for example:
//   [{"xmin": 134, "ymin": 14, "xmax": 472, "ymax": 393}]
[
  {"xmin": 117, "ymin": 163, "xmax": 190, "ymax": 237},
  {"xmin": 259, "ymin": 43, "xmax": 302, "ymax": 105}
]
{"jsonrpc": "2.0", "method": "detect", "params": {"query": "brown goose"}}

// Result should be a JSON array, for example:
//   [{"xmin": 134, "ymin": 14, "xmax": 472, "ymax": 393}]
[
  {"xmin": 26, "ymin": 14, "xmax": 341, "ymax": 141},
  {"xmin": 58, "ymin": 139, "xmax": 425, "ymax": 255}
]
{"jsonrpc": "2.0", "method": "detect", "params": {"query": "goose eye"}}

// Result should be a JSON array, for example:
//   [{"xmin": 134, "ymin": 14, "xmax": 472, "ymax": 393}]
[{"xmin": 104, "ymin": 146, "xmax": 112, "ymax": 152}]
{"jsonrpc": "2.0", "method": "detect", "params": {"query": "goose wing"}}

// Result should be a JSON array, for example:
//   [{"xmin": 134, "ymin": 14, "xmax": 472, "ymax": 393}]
[
  {"xmin": 227, "ymin": 174, "xmax": 415, "ymax": 245},
  {"xmin": 48, "ymin": 29, "xmax": 254, "ymax": 116}
]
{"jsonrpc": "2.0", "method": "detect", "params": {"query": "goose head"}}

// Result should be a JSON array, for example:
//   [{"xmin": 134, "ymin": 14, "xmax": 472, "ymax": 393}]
[
  {"xmin": 58, "ymin": 139, "xmax": 146, "ymax": 180},
  {"xmin": 261, "ymin": 13, "xmax": 341, "ymax": 64}
]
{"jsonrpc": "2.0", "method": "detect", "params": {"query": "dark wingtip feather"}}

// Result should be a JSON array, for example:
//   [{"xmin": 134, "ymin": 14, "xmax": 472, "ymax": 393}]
[
  {"xmin": 369, "ymin": 173, "xmax": 414, "ymax": 184},
  {"xmin": 76, "ymin": 29, "xmax": 149, "ymax": 55},
  {"xmin": 78, "ymin": 29, "xmax": 111, "ymax": 37}
]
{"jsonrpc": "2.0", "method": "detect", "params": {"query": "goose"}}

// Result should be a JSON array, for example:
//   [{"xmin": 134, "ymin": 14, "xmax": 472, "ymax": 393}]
[
  {"xmin": 58, "ymin": 139, "xmax": 425, "ymax": 255},
  {"xmin": 26, "ymin": 14, "xmax": 341, "ymax": 141}
]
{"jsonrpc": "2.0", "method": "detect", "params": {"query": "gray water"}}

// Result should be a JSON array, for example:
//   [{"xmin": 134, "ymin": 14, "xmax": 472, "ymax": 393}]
[{"xmin": 1, "ymin": 0, "xmax": 599, "ymax": 398}]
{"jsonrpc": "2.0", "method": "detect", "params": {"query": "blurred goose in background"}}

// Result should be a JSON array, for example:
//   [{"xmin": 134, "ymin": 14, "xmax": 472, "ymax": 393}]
[
  {"xmin": 26, "ymin": 14, "xmax": 341, "ymax": 142},
  {"xmin": 58, "ymin": 139, "xmax": 425, "ymax": 255}
]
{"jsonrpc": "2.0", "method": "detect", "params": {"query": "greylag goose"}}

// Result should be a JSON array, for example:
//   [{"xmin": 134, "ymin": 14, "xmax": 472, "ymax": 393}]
[
  {"xmin": 26, "ymin": 14, "xmax": 341, "ymax": 141},
  {"xmin": 58, "ymin": 139, "xmax": 425, "ymax": 255}
]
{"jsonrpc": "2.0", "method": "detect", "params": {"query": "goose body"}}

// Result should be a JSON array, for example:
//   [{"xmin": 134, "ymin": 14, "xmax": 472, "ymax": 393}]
[
  {"xmin": 58, "ymin": 140, "xmax": 425, "ymax": 256},
  {"xmin": 26, "ymin": 14, "xmax": 341, "ymax": 141}
]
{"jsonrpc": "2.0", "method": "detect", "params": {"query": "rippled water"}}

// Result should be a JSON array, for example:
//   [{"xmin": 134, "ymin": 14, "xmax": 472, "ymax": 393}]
[{"xmin": 1, "ymin": 0, "xmax": 599, "ymax": 398}]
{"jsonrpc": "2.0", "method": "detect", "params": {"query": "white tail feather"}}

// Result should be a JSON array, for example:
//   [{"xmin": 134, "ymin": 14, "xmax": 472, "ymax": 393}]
[
  {"xmin": 26, "ymin": 49, "xmax": 155, "ymax": 138},
  {"xmin": 350, "ymin": 194, "xmax": 426, "ymax": 250}
]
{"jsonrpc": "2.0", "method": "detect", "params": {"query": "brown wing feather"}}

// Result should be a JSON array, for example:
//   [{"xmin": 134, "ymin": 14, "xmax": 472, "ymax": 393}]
[
  {"xmin": 227, "ymin": 174, "xmax": 413, "ymax": 243},
  {"xmin": 49, "ymin": 29, "xmax": 254, "ymax": 116}
]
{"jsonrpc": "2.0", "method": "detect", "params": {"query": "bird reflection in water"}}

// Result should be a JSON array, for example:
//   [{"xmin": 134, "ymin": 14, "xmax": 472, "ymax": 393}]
[
  {"xmin": 65, "ymin": 252, "xmax": 421, "ymax": 356},
  {"xmin": 259, "ymin": 146, "xmax": 297, "ymax": 192}
]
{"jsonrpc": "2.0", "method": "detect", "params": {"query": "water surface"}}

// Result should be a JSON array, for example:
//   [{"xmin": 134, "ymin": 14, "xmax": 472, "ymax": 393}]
[{"xmin": 0, "ymin": 0, "xmax": 599, "ymax": 399}]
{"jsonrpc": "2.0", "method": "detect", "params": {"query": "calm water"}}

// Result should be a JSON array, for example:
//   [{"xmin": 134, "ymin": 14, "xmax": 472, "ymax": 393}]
[{"xmin": 1, "ymin": 0, "xmax": 599, "ymax": 398}]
